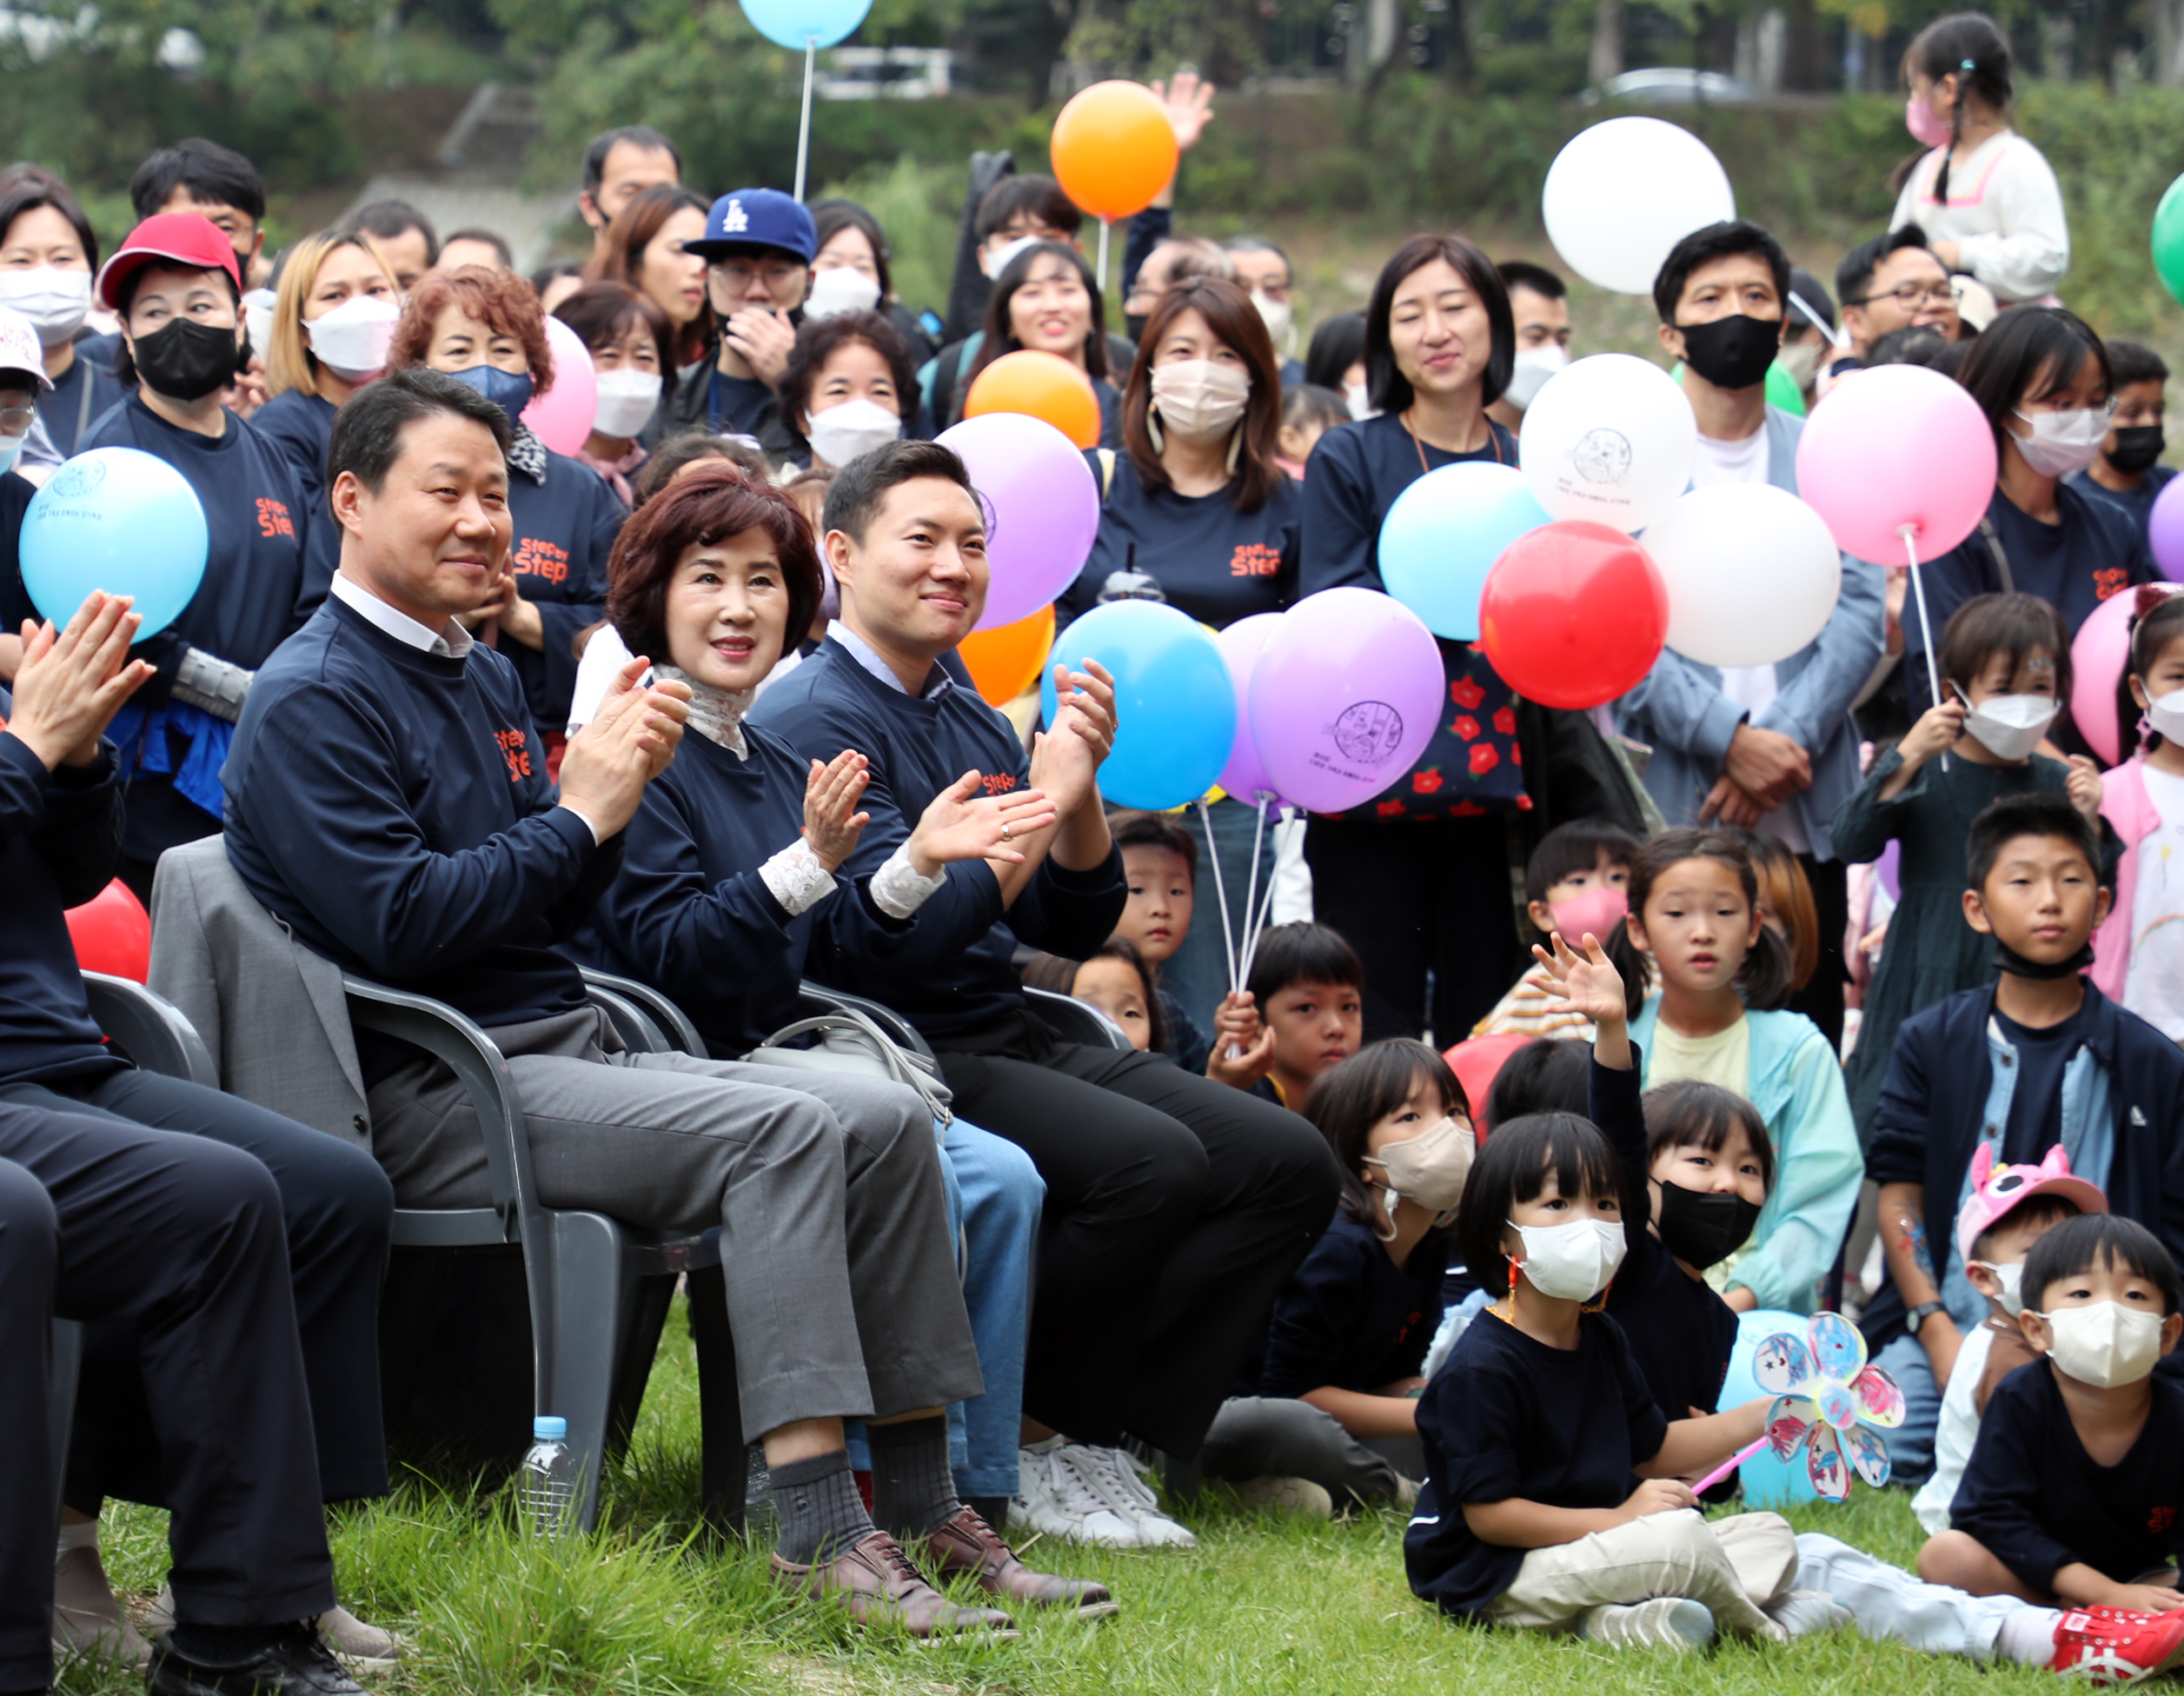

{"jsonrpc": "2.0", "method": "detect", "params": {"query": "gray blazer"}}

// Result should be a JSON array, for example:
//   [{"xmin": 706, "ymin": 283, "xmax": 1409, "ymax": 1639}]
[
  {"xmin": 148, "ymin": 835, "xmax": 371, "ymax": 1150},
  {"xmin": 1614, "ymin": 406, "xmax": 1886, "ymax": 862}
]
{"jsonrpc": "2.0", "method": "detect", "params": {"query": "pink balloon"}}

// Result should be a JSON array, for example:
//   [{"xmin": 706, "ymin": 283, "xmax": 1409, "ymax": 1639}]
[
  {"xmin": 1796, "ymin": 364, "xmax": 1996, "ymax": 564},
  {"xmin": 2070, "ymin": 587, "xmax": 2138, "ymax": 766},
  {"xmin": 521, "ymin": 316, "xmax": 599, "ymax": 458},
  {"xmin": 1247, "ymin": 588, "xmax": 1444, "ymax": 814},
  {"xmin": 938, "ymin": 414, "xmax": 1100, "ymax": 630},
  {"xmin": 1214, "ymin": 612, "xmax": 1288, "ymax": 804}
]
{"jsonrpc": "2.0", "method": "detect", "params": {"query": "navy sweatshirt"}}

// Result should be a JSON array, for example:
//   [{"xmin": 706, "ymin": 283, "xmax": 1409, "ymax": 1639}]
[
  {"xmin": 38, "ymin": 331, "xmax": 130, "ymax": 457},
  {"xmin": 572, "ymin": 721, "xmax": 922, "ymax": 1056},
  {"xmin": 0, "ymin": 469, "xmax": 33, "ymax": 632},
  {"xmin": 1235, "ymin": 1212, "xmax": 1446, "ymax": 1400},
  {"xmin": 1950, "ymin": 1358, "xmax": 2184, "ymax": 1593},
  {"xmin": 751, "ymin": 635, "xmax": 1126, "ymax": 1039},
  {"xmin": 1059, "ymin": 450, "xmax": 1301, "ymax": 629},
  {"xmin": 503, "ymin": 450, "xmax": 626, "ymax": 734},
  {"xmin": 223, "ymin": 595, "xmax": 618, "ymax": 1073},
  {"xmin": 251, "ymin": 388, "xmax": 342, "ymax": 595},
  {"xmin": 0, "ymin": 695, "xmax": 125, "ymax": 1086}
]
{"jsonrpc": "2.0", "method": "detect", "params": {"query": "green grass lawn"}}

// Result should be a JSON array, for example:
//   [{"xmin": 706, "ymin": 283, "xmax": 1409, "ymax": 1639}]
[{"xmin": 62, "ymin": 1300, "xmax": 2067, "ymax": 1696}]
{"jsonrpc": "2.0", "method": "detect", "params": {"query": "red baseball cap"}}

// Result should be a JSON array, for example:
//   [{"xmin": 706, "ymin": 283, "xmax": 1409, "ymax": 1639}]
[{"xmin": 95, "ymin": 213, "xmax": 242, "ymax": 310}]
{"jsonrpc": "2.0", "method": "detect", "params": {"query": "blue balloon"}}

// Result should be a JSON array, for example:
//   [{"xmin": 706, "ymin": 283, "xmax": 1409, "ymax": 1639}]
[
  {"xmin": 21, "ymin": 449, "xmax": 208, "ymax": 640},
  {"xmin": 740, "ymin": 0, "xmax": 873, "ymax": 48},
  {"xmin": 1721, "ymin": 1308, "xmax": 1821, "ymax": 1507},
  {"xmin": 1377, "ymin": 461, "xmax": 1549, "ymax": 642},
  {"xmin": 1042, "ymin": 602, "xmax": 1235, "ymax": 811}
]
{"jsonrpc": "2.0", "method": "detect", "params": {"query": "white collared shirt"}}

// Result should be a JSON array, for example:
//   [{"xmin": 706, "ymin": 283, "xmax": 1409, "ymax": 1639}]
[
  {"xmin": 330, "ymin": 572, "xmax": 476, "ymax": 659},
  {"xmin": 827, "ymin": 620, "xmax": 955, "ymax": 704}
]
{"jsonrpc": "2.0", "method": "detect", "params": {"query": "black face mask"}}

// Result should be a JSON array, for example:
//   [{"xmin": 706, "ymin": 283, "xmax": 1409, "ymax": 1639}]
[
  {"xmin": 2108, "ymin": 425, "xmax": 2167, "ymax": 475},
  {"xmin": 133, "ymin": 317, "xmax": 242, "ymax": 402},
  {"xmin": 1993, "ymin": 937, "xmax": 2096, "ymax": 980},
  {"xmin": 1676, "ymin": 313, "xmax": 1782, "ymax": 392},
  {"xmin": 1125, "ymin": 313, "xmax": 1150, "ymax": 344},
  {"xmin": 1654, "ymin": 1179, "xmax": 1762, "ymax": 1270}
]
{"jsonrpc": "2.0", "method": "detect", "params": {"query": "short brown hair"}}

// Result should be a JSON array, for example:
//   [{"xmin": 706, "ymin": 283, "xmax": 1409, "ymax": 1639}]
[
  {"xmin": 779, "ymin": 309, "xmax": 918, "ymax": 436},
  {"xmin": 1122, "ymin": 276, "xmax": 1286, "ymax": 515},
  {"xmin": 606, "ymin": 461, "xmax": 823, "ymax": 670},
  {"xmin": 388, "ymin": 265, "xmax": 556, "ymax": 397},
  {"xmin": 553, "ymin": 279, "xmax": 675, "ymax": 389},
  {"xmin": 1936, "ymin": 591, "xmax": 2071, "ymax": 703}
]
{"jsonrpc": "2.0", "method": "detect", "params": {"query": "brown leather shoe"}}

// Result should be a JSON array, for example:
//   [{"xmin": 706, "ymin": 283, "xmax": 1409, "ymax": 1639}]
[
  {"xmin": 924, "ymin": 1507, "xmax": 1120, "ymax": 1619},
  {"xmin": 769, "ymin": 1530, "xmax": 1019, "ymax": 1638}
]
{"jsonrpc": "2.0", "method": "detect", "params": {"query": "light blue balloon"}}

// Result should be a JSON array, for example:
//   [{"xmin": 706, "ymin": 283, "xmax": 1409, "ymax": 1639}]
[
  {"xmin": 1042, "ymin": 601, "xmax": 1236, "ymax": 811},
  {"xmin": 22, "ymin": 449, "xmax": 208, "ymax": 640},
  {"xmin": 740, "ymin": 0, "xmax": 873, "ymax": 49},
  {"xmin": 1377, "ymin": 460, "xmax": 1549, "ymax": 642},
  {"xmin": 1721, "ymin": 1308, "xmax": 1821, "ymax": 1507}
]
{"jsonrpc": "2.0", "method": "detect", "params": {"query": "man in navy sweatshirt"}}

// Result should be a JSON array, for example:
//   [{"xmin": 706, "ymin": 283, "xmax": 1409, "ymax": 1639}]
[
  {"xmin": 754, "ymin": 439, "xmax": 1341, "ymax": 1545},
  {"xmin": 224, "ymin": 369, "xmax": 1065, "ymax": 1637}
]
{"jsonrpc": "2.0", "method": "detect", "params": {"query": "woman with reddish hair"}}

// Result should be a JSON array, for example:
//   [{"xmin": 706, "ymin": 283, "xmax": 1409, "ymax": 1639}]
[{"xmin": 388, "ymin": 264, "xmax": 627, "ymax": 742}]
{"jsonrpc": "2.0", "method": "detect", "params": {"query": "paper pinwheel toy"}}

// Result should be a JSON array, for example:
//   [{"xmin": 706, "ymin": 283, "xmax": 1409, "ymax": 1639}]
[{"xmin": 1748, "ymin": 1312, "xmax": 1905, "ymax": 1501}]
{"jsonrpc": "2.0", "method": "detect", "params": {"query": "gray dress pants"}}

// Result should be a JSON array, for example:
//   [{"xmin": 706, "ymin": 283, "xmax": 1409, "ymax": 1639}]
[{"xmin": 367, "ymin": 1008, "xmax": 982, "ymax": 1440}]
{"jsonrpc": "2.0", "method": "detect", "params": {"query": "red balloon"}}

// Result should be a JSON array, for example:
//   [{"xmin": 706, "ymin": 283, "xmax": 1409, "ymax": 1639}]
[
  {"xmin": 1443, "ymin": 1032, "xmax": 1532, "ymax": 1137},
  {"xmin": 66, "ymin": 878, "xmax": 150, "ymax": 982},
  {"xmin": 1479, "ymin": 520, "xmax": 1669, "ymax": 711}
]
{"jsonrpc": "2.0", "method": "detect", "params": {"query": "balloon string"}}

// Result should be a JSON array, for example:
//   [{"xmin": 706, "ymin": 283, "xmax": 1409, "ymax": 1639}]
[
  {"xmin": 1238, "ymin": 795, "xmax": 1269, "ymax": 992},
  {"xmin": 1096, "ymin": 217, "xmax": 1111, "ymax": 299},
  {"xmin": 1198, "ymin": 795, "xmax": 1239, "ymax": 999},
  {"xmin": 1901, "ymin": 524, "xmax": 1948, "ymax": 774},
  {"xmin": 1236, "ymin": 801, "xmax": 1283, "ymax": 991},
  {"xmin": 793, "ymin": 39, "xmax": 816, "ymax": 203}
]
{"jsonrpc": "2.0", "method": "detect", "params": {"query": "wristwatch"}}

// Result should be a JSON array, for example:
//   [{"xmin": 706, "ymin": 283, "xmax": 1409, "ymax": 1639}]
[{"xmin": 1906, "ymin": 1300, "xmax": 1947, "ymax": 1335}]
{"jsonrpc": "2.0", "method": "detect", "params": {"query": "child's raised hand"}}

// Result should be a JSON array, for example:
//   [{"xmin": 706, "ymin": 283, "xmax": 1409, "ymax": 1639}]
[
  {"xmin": 1531, "ymin": 929, "xmax": 1627, "ymax": 1031},
  {"xmin": 2065, "ymin": 754, "xmax": 2103, "ymax": 823},
  {"xmin": 1900, "ymin": 699, "xmax": 1967, "ymax": 768},
  {"xmin": 1622, "ymin": 1479, "xmax": 1696, "ymax": 1521}
]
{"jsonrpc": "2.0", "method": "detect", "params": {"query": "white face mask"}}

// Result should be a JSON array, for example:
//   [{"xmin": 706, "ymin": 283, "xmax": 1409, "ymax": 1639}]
[
  {"xmin": 1344, "ymin": 379, "xmax": 1374, "ymax": 421},
  {"xmin": 1507, "ymin": 1215, "xmax": 1625, "ymax": 1302},
  {"xmin": 2013, "ymin": 406, "xmax": 2110, "ymax": 478},
  {"xmin": 981, "ymin": 235, "xmax": 1038, "ymax": 281},
  {"xmin": 806, "ymin": 396, "xmax": 901, "ymax": 468},
  {"xmin": 1960, "ymin": 689, "xmax": 2060, "ymax": 762},
  {"xmin": 303, "ymin": 294, "xmax": 399, "ymax": 381},
  {"xmin": 0, "ymin": 266, "xmax": 90, "ymax": 346},
  {"xmin": 242, "ymin": 288, "xmax": 278, "ymax": 364},
  {"xmin": 1361, "ymin": 1116, "xmax": 1474, "ymax": 1240},
  {"xmin": 1503, "ymin": 344, "xmax": 1569, "ymax": 411},
  {"xmin": 1777, "ymin": 340, "xmax": 1822, "ymax": 389},
  {"xmin": 1972, "ymin": 1259, "xmax": 2027, "ymax": 1317},
  {"xmin": 2034, "ymin": 1300, "xmax": 2166, "ymax": 1389},
  {"xmin": 0, "ymin": 427, "xmax": 26, "ymax": 475},
  {"xmin": 805, "ymin": 267, "xmax": 883, "ymax": 321},
  {"xmin": 1250, "ymin": 290, "xmax": 1292, "ymax": 350},
  {"xmin": 2147, "ymin": 687, "xmax": 2184, "ymax": 747},
  {"xmin": 592, "ymin": 368, "xmax": 662, "ymax": 440},
  {"xmin": 1151, "ymin": 358, "xmax": 1251, "ymax": 444}
]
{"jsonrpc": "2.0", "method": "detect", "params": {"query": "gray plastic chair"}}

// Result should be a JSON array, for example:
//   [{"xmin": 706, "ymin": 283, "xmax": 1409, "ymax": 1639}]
[
  {"xmin": 1023, "ymin": 983, "xmax": 1133, "ymax": 1051},
  {"xmin": 579, "ymin": 967, "xmax": 704, "ymax": 1056}
]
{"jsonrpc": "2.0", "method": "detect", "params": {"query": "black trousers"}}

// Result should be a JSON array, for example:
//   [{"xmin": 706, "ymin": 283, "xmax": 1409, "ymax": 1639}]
[
  {"xmin": 935, "ymin": 1016, "xmax": 1340, "ymax": 1457},
  {"xmin": 1785, "ymin": 853, "xmax": 1850, "ymax": 1054},
  {"xmin": 0, "ymin": 1068, "xmax": 395, "ymax": 1506},
  {"xmin": 1304, "ymin": 813, "xmax": 1522, "ymax": 1045},
  {"xmin": 0, "ymin": 1103, "xmax": 333, "ymax": 1693}
]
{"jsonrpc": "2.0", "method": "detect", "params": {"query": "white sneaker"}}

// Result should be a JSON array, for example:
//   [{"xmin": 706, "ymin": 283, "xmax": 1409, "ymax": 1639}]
[
  {"xmin": 147, "ymin": 1586, "xmax": 406, "ymax": 1673},
  {"xmin": 1010, "ymin": 1439, "xmax": 1142, "ymax": 1547},
  {"xmin": 1062, "ymin": 1445, "xmax": 1198, "ymax": 1550},
  {"xmin": 1765, "ymin": 1589, "xmax": 1854, "ymax": 1640},
  {"xmin": 1577, "ymin": 1598, "xmax": 1716, "ymax": 1651},
  {"xmin": 51, "ymin": 1544, "xmax": 152, "ymax": 1673}
]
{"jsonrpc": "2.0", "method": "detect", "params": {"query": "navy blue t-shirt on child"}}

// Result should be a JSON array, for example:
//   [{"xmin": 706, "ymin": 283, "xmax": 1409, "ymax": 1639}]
[
  {"xmin": 1234, "ymin": 1212, "xmax": 1446, "ymax": 1400},
  {"xmin": 1058, "ymin": 450, "xmax": 1300, "ymax": 628}
]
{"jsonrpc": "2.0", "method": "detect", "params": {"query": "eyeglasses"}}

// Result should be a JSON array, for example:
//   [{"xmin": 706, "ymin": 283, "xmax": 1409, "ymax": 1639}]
[
  {"xmin": 1847, "ymin": 283, "xmax": 1956, "ymax": 310},
  {"xmin": 0, "ymin": 405, "xmax": 33, "ymax": 436}
]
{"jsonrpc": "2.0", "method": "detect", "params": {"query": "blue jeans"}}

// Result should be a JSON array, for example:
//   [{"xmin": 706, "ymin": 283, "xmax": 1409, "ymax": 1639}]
[
  {"xmin": 1871, "ymin": 1333, "xmax": 1942, "ymax": 1484},
  {"xmin": 1164, "ymin": 797, "xmax": 1282, "ymax": 1038},
  {"xmin": 848, "ymin": 1117, "xmax": 1043, "ymax": 1499}
]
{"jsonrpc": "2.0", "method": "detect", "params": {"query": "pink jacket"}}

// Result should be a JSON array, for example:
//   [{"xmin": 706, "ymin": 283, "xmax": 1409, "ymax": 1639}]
[{"xmin": 2094, "ymin": 756, "xmax": 2161, "ymax": 1001}]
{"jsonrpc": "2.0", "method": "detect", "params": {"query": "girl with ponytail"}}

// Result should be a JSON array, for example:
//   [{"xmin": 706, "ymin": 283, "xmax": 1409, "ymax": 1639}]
[{"xmin": 2092, "ymin": 585, "xmax": 2184, "ymax": 1032}]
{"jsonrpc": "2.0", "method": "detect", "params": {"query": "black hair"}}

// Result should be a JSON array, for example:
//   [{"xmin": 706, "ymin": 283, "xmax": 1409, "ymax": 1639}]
[
  {"xmin": 778, "ymin": 308, "xmax": 919, "ymax": 442},
  {"xmin": 1603, "ymin": 828, "xmax": 1795, "ymax": 1021},
  {"xmin": 1650, "ymin": 220, "xmax": 1791, "ymax": 327},
  {"xmin": 531, "ymin": 258, "xmax": 583, "ymax": 297},
  {"xmin": 1303, "ymin": 310, "xmax": 1368, "ymax": 394},
  {"xmin": 2130, "ymin": 590, "xmax": 2184, "ymax": 756},
  {"xmin": 1906, "ymin": 14, "xmax": 2015, "ymax": 204},
  {"xmin": 1866, "ymin": 325, "xmax": 1955, "ymax": 369},
  {"xmin": 1964, "ymin": 790, "xmax": 2101, "ymax": 891},
  {"xmin": 1079, "ymin": 937, "xmax": 1166, "ymax": 1055},
  {"xmin": 1786, "ymin": 268, "xmax": 1836, "ymax": 334},
  {"xmin": 1245, "ymin": 921, "xmax": 1366, "ymax": 1008},
  {"xmin": 2108, "ymin": 339, "xmax": 2170, "ymax": 390},
  {"xmin": 1364, "ymin": 234, "xmax": 1513, "ymax": 413},
  {"xmin": 581, "ymin": 126, "xmax": 682, "ymax": 196},
  {"xmin": 1304, "ymin": 1038, "xmax": 1469, "ymax": 1228},
  {"xmin": 631, "ymin": 430, "xmax": 773, "ymax": 505},
  {"xmin": 441, "ymin": 228, "xmax": 515, "ymax": 271},
  {"xmin": 1524, "ymin": 819, "xmax": 1641, "ymax": 905},
  {"xmin": 820, "ymin": 436, "xmax": 977, "ymax": 546},
  {"xmin": 1456, "ymin": 1112, "xmax": 1623, "ymax": 1297},
  {"xmin": 975, "ymin": 240, "xmax": 1108, "ymax": 382},
  {"xmin": 1282, "ymin": 383, "xmax": 1351, "ymax": 436},
  {"xmin": 1109, "ymin": 808, "xmax": 1198, "ymax": 879},
  {"xmin": 1484, "ymin": 1037, "xmax": 1588, "ymax": 1129},
  {"xmin": 0, "ymin": 176, "xmax": 98, "ymax": 270},
  {"xmin": 1641, "ymin": 1080, "xmax": 1775, "ymax": 1195},
  {"xmin": 1968, "ymin": 1191, "xmax": 2081, "ymax": 1263},
  {"xmin": 327, "ymin": 365, "xmax": 510, "ymax": 496},
  {"xmin": 809, "ymin": 199, "xmax": 894, "ymax": 303},
  {"xmin": 2023, "ymin": 1212, "xmax": 2181, "ymax": 1319},
  {"xmin": 973, "ymin": 175, "xmax": 1081, "ymax": 243},
  {"xmin": 129, "ymin": 137, "xmax": 264, "ymax": 223},
  {"xmin": 1836, "ymin": 223, "xmax": 1939, "ymax": 310},
  {"xmin": 1497, "ymin": 260, "xmax": 1566, "ymax": 303},
  {"xmin": 1956, "ymin": 306, "xmax": 2112, "ymax": 455},
  {"xmin": 1936, "ymin": 591, "xmax": 2070, "ymax": 708},
  {"xmin": 349, "ymin": 199, "xmax": 437, "ymax": 263}
]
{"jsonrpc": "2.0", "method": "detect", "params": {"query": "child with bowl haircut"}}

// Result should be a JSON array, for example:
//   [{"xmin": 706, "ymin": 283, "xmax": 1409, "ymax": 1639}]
[{"xmin": 1215, "ymin": 922, "xmax": 1365, "ymax": 1108}]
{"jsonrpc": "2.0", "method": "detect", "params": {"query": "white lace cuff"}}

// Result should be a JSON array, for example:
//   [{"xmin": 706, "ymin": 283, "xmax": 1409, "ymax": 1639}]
[
  {"xmin": 759, "ymin": 836, "xmax": 837, "ymax": 917},
  {"xmin": 871, "ymin": 841, "xmax": 947, "ymax": 921}
]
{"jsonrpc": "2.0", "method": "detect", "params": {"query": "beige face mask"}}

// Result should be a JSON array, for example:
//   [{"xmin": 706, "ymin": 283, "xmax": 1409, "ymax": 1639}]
[
  {"xmin": 1150, "ymin": 358, "xmax": 1251, "ymax": 443},
  {"xmin": 1362, "ymin": 1115, "xmax": 1475, "ymax": 1240}
]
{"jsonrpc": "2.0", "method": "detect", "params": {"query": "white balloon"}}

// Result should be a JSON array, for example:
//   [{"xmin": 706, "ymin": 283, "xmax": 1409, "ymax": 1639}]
[
  {"xmin": 1542, "ymin": 117, "xmax": 1737, "ymax": 296},
  {"xmin": 1517, "ymin": 354, "xmax": 1696, "ymax": 535},
  {"xmin": 1644, "ymin": 482, "xmax": 1843, "ymax": 668}
]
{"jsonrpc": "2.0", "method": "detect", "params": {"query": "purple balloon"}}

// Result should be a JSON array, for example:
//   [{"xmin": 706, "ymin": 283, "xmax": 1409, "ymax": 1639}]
[
  {"xmin": 938, "ymin": 413, "xmax": 1099, "ymax": 630},
  {"xmin": 1215, "ymin": 612, "xmax": 1287, "ymax": 805},
  {"xmin": 2153, "ymin": 475, "xmax": 2184, "ymax": 582},
  {"xmin": 1248, "ymin": 588, "xmax": 1444, "ymax": 814}
]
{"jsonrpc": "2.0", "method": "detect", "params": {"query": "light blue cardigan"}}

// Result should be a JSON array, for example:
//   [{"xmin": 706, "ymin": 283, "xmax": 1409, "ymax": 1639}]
[
  {"xmin": 1630, "ymin": 996, "xmax": 1865, "ymax": 1314},
  {"xmin": 1614, "ymin": 407, "xmax": 1887, "ymax": 861}
]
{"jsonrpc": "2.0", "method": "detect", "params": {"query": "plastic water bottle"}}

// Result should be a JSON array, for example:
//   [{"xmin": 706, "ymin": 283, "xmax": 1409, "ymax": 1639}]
[{"xmin": 519, "ymin": 1415, "xmax": 574, "ymax": 1540}]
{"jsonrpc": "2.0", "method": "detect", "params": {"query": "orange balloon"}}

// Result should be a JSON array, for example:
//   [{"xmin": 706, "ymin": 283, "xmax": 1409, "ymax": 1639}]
[
  {"xmin": 1050, "ymin": 80, "xmax": 1178, "ymax": 222},
  {"xmin": 963, "ymin": 350, "xmax": 1102, "ymax": 450},
  {"xmin": 958, "ymin": 603, "xmax": 1056, "ymax": 706}
]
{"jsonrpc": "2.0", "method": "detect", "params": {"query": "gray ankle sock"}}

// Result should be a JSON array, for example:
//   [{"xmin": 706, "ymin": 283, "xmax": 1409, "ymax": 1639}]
[
  {"xmin": 770, "ymin": 1448, "xmax": 877, "ymax": 1566},
  {"xmin": 867, "ymin": 1415, "xmax": 961, "ymax": 1540}
]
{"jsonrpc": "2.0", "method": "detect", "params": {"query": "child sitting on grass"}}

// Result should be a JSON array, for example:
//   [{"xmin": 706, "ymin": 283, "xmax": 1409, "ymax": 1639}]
[
  {"xmin": 1472, "ymin": 820, "xmax": 1639, "ymax": 1041},
  {"xmin": 1211, "ymin": 922, "xmax": 1365, "ymax": 1107},
  {"xmin": 1912, "ymin": 1147, "xmax": 2100, "ymax": 1536}
]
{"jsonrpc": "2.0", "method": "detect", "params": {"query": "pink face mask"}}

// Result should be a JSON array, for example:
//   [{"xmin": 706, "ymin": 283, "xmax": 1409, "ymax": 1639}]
[
  {"xmin": 1905, "ymin": 94, "xmax": 1953, "ymax": 150},
  {"xmin": 1547, "ymin": 884, "xmax": 1628, "ymax": 946}
]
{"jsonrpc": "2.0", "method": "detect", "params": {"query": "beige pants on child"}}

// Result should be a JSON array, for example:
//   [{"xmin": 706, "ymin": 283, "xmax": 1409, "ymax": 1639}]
[{"xmin": 1486, "ymin": 1508, "xmax": 1798, "ymax": 1639}]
